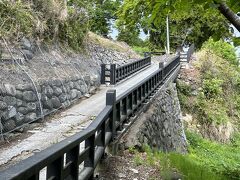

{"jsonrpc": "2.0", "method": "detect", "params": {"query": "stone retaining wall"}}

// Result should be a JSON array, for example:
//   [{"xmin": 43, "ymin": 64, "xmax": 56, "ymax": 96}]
[
  {"xmin": 123, "ymin": 83, "xmax": 187, "ymax": 153},
  {"xmin": 0, "ymin": 34, "xmax": 140, "ymax": 135},
  {"xmin": 0, "ymin": 75, "xmax": 99, "ymax": 134}
]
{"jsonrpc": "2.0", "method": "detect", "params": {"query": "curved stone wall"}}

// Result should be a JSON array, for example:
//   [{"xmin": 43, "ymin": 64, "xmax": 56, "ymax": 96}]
[{"xmin": 123, "ymin": 83, "xmax": 187, "ymax": 153}]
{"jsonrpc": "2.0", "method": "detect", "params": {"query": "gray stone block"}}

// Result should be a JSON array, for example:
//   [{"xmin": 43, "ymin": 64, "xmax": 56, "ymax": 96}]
[
  {"xmin": 3, "ymin": 119, "xmax": 16, "ymax": 132},
  {"xmin": 80, "ymin": 85, "xmax": 88, "ymax": 94},
  {"xmin": 16, "ymin": 99, "xmax": 27, "ymax": 107},
  {"xmin": 23, "ymin": 91, "xmax": 37, "ymax": 102},
  {"xmin": 4, "ymin": 84, "xmax": 16, "ymax": 96},
  {"xmin": 76, "ymin": 91, "xmax": 82, "ymax": 99},
  {"xmin": 0, "ymin": 101, "xmax": 7, "ymax": 110},
  {"xmin": 0, "ymin": 84, "xmax": 7, "ymax": 95},
  {"xmin": 69, "ymin": 81, "xmax": 74, "ymax": 89},
  {"xmin": 24, "ymin": 113, "xmax": 37, "ymax": 123},
  {"xmin": 70, "ymin": 89, "xmax": 78, "ymax": 99},
  {"xmin": 16, "ymin": 84, "xmax": 34, "ymax": 91},
  {"xmin": 16, "ymin": 90, "xmax": 23, "ymax": 99},
  {"xmin": 2, "ymin": 106, "xmax": 17, "ymax": 121},
  {"xmin": 52, "ymin": 86, "xmax": 63, "ymax": 96},
  {"xmin": 51, "ymin": 97, "xmax": 61, "ymax": 109},
  {"xmin": 42, "ymin": 86, "xmax": 54, "ymax": 98},
  {"xmin": 62, "ymin": 87, "xmax": 67, "ymax": 93},
  {"xmin": 15, "ymin": 112, "xmax": 25, "ymax": 124},
  {"xmin": 59, "ymin": 94, "xmax": 67, "ymax": 103},
  {"xmin": 8, "ymin": 106, "xmax": 17, "ymax": 119},
  {"xmin": 73, "ymin": 82, "xmax": 81, "ymax": 90},
  {"xmin": 18, "ymin": 107, "xmax": 29, "ymax": 115},
  {"xmin": 3, "ymin": 96, "xmax": 17, "ymax": 106},
  {"xmin": 27, "ymin": 103, "xmax": 37, "ymax": 112},
  {"xmin": 63, "ymin": 100, "xmax": 71, "ymax": 108},
  {"xmin": 77, "ymin": 79, "xmax": 84, "ymax": 85},
  {"xmin": 41, "ymin": 95, "xmax": 53, "ymax": 110},
  {"xmin": 51, "ymin": 79, "xmax": 62, "ymax": 87}
]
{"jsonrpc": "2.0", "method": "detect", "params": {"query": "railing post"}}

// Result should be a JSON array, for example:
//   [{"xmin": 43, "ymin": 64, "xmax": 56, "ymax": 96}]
[
  {"xmin": 144, "ymin": 52, "xmax": 148, "ymax": 58},
  {"xmin": 101, "ymin": 64, "xmax": 106, "ymax": 84},
  {"xmin": 159, "ymin": 62, "xmax": 164, "ymax": 80},
  {"xmin": 159, "ymin": 62, "xmax": 164, "ymax": 69},
  {"xmin": 110, "ymin": 64, "xmax": 116, "ymax": 85},
  {"xmin": 106, "ymin": 90, "xmax": 116, "ymax": 140}
]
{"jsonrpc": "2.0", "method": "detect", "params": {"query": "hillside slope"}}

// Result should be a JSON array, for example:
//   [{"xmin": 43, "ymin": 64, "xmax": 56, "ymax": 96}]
[{"xmin": 0, "ymin": 32, "xmax": 140, "ymax": 135}]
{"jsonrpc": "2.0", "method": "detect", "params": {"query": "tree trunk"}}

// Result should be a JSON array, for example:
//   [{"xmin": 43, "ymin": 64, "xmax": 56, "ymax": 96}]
[{"xmin": 217, "ymin": 2, "xmax": 240, "ymax": 32}]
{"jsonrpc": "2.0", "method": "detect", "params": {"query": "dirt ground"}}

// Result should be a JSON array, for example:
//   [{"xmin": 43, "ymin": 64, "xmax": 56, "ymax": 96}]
[{"xmin": 97, "ymin": 150, "xmax": 162, "ymax": 180}]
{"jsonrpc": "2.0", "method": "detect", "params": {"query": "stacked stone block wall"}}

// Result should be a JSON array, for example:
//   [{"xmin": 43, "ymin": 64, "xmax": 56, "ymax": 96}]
[{"xmin": 0, "ymin": 75, "xmax": 99, "ymax": 134}]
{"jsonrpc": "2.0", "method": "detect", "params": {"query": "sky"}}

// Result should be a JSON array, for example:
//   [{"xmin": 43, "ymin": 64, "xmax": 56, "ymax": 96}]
[{"xmin": 109, "ymin": 21, "xmax": 147, "ymax": 40}]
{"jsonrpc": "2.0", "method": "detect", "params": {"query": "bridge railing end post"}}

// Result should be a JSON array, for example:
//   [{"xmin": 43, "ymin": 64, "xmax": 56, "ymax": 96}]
[
  {"xmin": 159, "ymin": 62, "xmax": 164, "ymax": 69},
  {"xmin": 101, "ymin": 64, "xmax": 106, "ymax": 84}
]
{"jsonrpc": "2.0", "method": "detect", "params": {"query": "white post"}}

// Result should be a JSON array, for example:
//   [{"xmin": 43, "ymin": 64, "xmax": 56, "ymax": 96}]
[{"xmin": 166, "ymin": 15, "xmax": 170, "ymax": 54}]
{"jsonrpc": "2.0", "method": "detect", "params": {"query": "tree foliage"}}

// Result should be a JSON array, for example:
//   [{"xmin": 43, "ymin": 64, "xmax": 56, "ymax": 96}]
[
  {"xmin": 89, "ymin": 0, "xmax": 121, "ymax": 37},
  {"xmin": 117, "ymin": 0, "xmax": 239, "ymax": 49}
]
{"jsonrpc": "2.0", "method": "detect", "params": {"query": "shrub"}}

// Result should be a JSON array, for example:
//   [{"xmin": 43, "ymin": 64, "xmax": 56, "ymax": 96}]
[
  {"xmin": 202, "ymin": 38, "xmax": 238, "ymax": 65},
  {"xmin": 202, "ymin": 78, "xmax": 223, "ymax": 99},
  {"xmin": 0, "ymin": 1, "xmax": 35, "ymax": 38},
  {"xmin": 178, "ymin": 49, "xmax": 240, "ymax": 125},
  {"xmin": 0, "ymin": 0, "xmax": 89, "ymax": 50}
]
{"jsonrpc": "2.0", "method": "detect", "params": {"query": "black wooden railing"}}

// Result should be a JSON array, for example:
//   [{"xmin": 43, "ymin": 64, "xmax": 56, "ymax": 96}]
[
  {"xmin": 101, "ymin": 56, "xmax": 151, "ymax": 85},
  {"xmin": 0, "ymin": 55, "xmax": 180, "ymax": 180}
]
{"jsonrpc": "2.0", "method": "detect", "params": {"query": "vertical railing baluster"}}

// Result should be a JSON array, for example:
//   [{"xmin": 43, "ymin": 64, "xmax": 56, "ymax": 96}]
[
  {"xmin": 138, "ymin": 86, "xmax": 142, "ymax": 103},
  {"xmin": 66, "ymin": 145, "xmax": 80, "ymax": 180},
  {"xmin": 106, "ymin": 90, "xmax": 116, "ymax": 139},
  {"xmin": 47, "ymin": 156, "xmax": 64, "ymax": 179}
]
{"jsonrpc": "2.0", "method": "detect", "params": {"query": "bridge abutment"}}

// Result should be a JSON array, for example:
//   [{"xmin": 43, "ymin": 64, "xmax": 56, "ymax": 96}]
[{"xmin": 121, "ymin": 83, "xmax": 187, "ymax": 153}]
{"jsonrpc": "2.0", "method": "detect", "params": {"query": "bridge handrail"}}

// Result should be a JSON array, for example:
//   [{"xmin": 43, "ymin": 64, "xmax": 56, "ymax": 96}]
[
  {"xmin": 0, "ymin": 55, "xmax": 181, "ymax": 180},
  {"xmin": 101, "ymin": 56, "xmax": 151, "ymax": 85}
]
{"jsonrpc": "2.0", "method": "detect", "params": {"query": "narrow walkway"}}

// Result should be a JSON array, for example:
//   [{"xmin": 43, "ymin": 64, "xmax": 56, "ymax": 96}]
[{"xmin": 0, "ymin": 56, "xmax": 167, "ymax": 170}]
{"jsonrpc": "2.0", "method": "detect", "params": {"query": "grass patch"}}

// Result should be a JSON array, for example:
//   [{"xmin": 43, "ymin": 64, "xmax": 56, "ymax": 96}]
[
  {"xmin": 88, "ymin": 32, "xmax": 135, "ymax": 54},
  {"xmin": 132, "ymin": 132, "xmax": 240, "ymax": 179},
  {"xmin": 132, "ymin": 46, "xmax": 151, "ymax": 56}
]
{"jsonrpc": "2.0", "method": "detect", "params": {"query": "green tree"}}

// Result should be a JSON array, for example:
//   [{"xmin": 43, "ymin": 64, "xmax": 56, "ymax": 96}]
[
  {"xmin": 117, "ymin": 0, "xmax": 239, "ymax": 49},
  {"xmin": 89, "ymin": 0, "xmax": 121, "ymax": 37}
]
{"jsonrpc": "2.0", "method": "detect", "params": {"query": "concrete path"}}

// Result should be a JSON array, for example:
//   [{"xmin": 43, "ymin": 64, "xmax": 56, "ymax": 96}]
[{"xmin": 0, "ymin": 56, "xmax": 167, "ymax": 170}]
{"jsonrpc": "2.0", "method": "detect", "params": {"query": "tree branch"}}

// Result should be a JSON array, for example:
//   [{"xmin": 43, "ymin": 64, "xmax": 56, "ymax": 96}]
[{"xmin": 216, "ymin": 2, "xmax": 240, "ymax": 32}]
